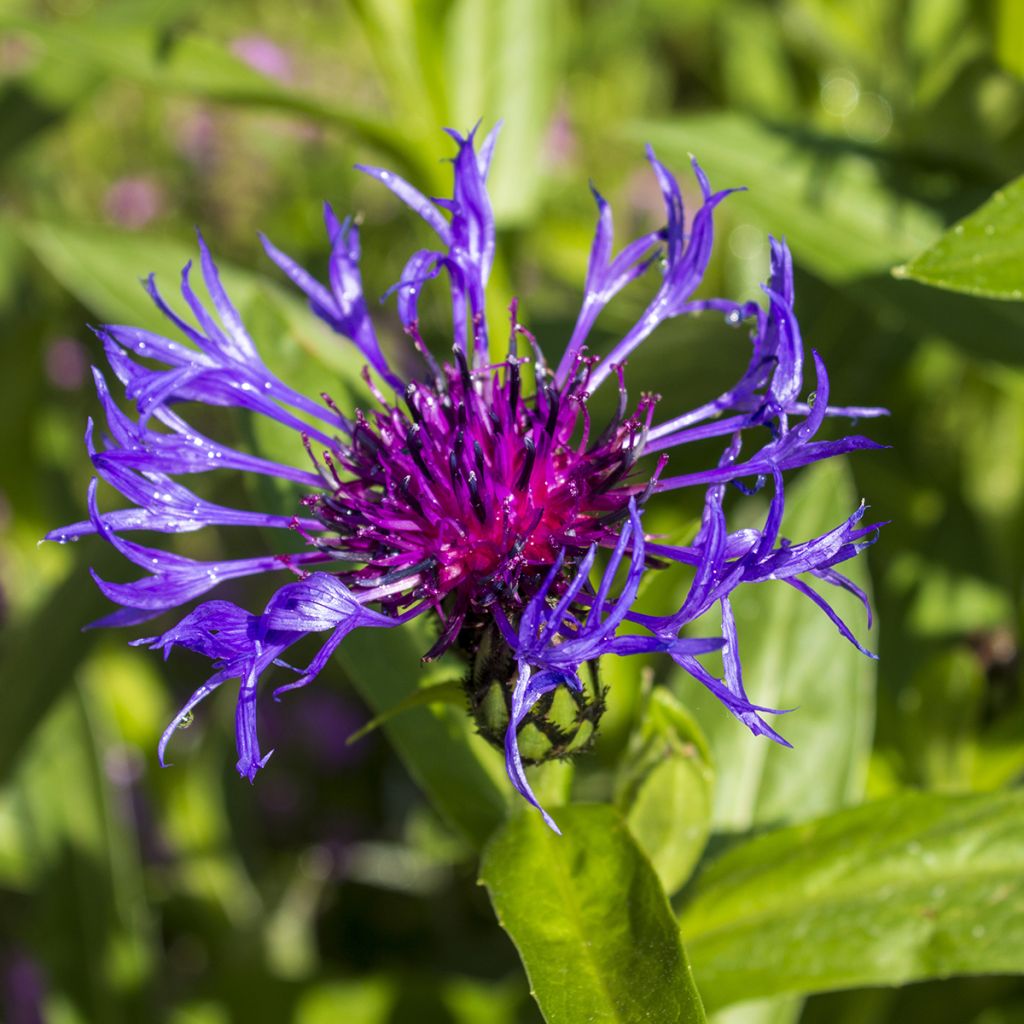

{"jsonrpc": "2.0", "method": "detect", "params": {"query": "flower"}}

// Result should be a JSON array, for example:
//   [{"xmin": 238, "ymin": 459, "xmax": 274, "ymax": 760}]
[{"xmin": 53, "ymin": 125, "xmax": 886, "ymax": 833}]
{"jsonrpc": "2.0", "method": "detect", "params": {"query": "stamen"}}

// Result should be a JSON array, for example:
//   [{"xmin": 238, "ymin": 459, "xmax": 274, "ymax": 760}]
[
  {"xmin": 397, "ymin": 474, "xmax": 424, "ymax": 516},
  {"xmin": 516, "ymin": 436, "xmax": 536, "ymax": 490},
  {"xmin": 320, "ymin": 391, "xmax": 350, "ymax": 430},
  {"xmin": 375, "ymin": 556, "xmax": 438, "ymax": 587},
  {"xmin": 544, "ymin": 385, "xmax": 560, "ymax": 437},
  {"xmin": 406, "ymin": 424, "xmax": 434, "ymax": 481},
  {"xmin": 507, "ymin": 299, "xmax": 521, "ymax": 359},
  {"xmin": 467, "ymin": 471, "xmax": 486, "ymax": 523},
  {"xmin": 404, "ymin": 382, "xmax": 423, "ymax": 423},
  {"xmin": 455, "ymin": 347, "xmax": 473, "ymax": 392}
]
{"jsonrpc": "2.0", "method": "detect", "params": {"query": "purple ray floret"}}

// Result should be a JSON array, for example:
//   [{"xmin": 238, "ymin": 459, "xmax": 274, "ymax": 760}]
[{"xmin": 55, "ymin": 125, "xmax": 886, "ymax": 833}]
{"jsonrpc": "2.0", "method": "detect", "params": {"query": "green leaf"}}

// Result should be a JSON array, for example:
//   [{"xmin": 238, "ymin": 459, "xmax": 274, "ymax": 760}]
[
  {"xmin": 616, "ymin": 688, "xmax": 714, "ymax": 896},
  {"xmin": 896, "ymin": 176, "xmax": 1024, "ymax": 301},
  {"xmin": 345, "ymin": 680, "xmax": 465, "ymax": 745},
  {"xmin": 675, "ymin": 458, "xmax": 876, "ymax": 833},
  {"xmin": 629, "ymin": 113, "xmax": 941, "ymax": 282},
  {"xmin": 1, "ymin": 13, "xmax": 427, "ymax": 178},
  {"xmin": 338, "ymin": 621, "xmax": 510, "ymax": 849},
  {"xmin": 708, "ymin": 997, "xmax": 802, "ymax": 1024},
  {"xmin": 714, "ymin": 3, "xmax": 799, "ymax": 119},
  {"xmin": 680, "ymin": 790, "xmax": 1024, "ymax": 1009},
  {"xmin": 348, "ymin": 0, "xmax": 449, "ymax": 131},
  {"xmin": 900, "ymin": 647, "xmax": 986, "ymax": 791},
  {"xmin": 995, "ymin": 0, "xmax": 1024, "ymax": 79},
  {"xmin": 295, "ymin": 977, "xmax": 396, "ymax": 1024},
  {"xmin": 446, "ymin": 0, "xmax": 563, "ymax": 224},
  {"xmin": 0, "ymin": 551, "xmax": 115, "ymax": 783},
  {"xmin": 16, "ymin": 219, "xmax": 366, "ymax": 386},
  {"xmin": 480, "ymin": 804, "xmax": 707, "ymax": 1024}
]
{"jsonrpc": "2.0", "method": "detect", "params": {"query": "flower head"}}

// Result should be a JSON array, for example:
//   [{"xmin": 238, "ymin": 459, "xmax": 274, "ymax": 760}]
[{"xmin": 53, "ymin": 125, "xmax": 886, "ymax": 832}]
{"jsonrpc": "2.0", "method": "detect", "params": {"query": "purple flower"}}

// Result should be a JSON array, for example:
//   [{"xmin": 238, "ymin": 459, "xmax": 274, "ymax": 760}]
[
  {"xmin": 54, "ymin": 125, "xmax": 886, "ymax": 832},
  {"xmin": 229, "ymin": 34, "xmax": 294, "ymax": 84}
]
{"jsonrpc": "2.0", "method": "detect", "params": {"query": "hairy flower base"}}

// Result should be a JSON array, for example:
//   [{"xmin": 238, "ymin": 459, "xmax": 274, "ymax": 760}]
[
  {"xmin": 462, "ymin": 620, "xmax": 606, "ymax": 763},
  {"xmin": 54, "ymin": 124, "xmax": 887, "ymax": 833}
]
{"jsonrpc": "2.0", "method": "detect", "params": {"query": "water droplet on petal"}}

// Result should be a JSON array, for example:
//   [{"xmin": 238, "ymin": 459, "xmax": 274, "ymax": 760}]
[{"xmin": 177, "ymin": 710, "xmax": 194, "ymax": 730}]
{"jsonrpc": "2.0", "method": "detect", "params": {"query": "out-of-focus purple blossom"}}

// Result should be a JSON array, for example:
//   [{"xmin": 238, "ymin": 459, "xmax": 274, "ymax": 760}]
[
  {"xmin": 229, "ymin": 34, "xmax": 294, "ymax": 83},
  {"xmin": 544, "ymin": 104, "xmax": 579, "ymax": 168},
  {"xmin": 173, "ymin": 107, "xmax": 218, "ymax": 168},
  {"xmin": 1, "ymin": 951, "xmax": 46, "ymax": 1024},
  {"xmin": 44, "ymin": 336, "xmax": 88, "ymax": 391},
  {"xmin": 103, "ymin": 176, "xmax": 166, "ymax": 230},
  {"xmin": 55, "ymin": 125, "xmax": 886, "ymax": 832}
]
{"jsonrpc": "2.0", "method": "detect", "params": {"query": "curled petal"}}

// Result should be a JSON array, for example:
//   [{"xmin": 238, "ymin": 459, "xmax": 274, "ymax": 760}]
[{"xmin": 503, "ymin": 666, "xmax": 579, "ymax": 834}]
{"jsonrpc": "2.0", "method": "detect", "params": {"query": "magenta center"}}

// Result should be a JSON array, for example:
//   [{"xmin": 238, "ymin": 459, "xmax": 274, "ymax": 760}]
[{"xmin": 297, "ymin": 341, "xmax": 657, "ymax": 654}]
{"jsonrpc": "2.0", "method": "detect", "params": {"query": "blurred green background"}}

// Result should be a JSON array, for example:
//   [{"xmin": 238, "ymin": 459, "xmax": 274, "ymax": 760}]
[{"xmin": 1, "ymin": 0, "xmax": 1023, "ymax": 1021}]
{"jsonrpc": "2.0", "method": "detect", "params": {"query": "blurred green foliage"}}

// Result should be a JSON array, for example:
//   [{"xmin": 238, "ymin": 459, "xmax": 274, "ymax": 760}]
[{"xmin": 1, "ymin": 0, "xmax": 1023, "ymax": 1021}]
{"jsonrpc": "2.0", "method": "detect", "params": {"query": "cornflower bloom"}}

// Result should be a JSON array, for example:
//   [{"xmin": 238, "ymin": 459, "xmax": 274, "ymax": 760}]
[{"xmin": 53, "ymin": 126, "xmax": 886, "ymax": 832}]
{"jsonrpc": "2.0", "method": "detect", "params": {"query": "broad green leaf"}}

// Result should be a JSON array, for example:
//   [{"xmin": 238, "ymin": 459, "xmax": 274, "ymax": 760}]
[
  {"xmin": 995, "ymin": 0, "xmax": 1024, "ymax": 79},
  {"xmin": 715, "ymin": 3, "xmax": 799, "ymax": 118},
  {"xmin": 480, "ymin": 804, "xmax": 707, "ymax": 1024},
  {"xmin": 680, "ymin": 791, "xmax": 1024, "ymax": 1009},
  {"xmin": 630, "ymin": 114, "xmax": 941, "ymax": 282},
  {"xmin": 1, "ymin": 14, "xmax": 427, "ymax": 179},
  {"xmin": 17, "ymin": 219, "xmax": 366, "ymax": 387},
  {"xmin": 896, "ymin": 176, "xmax": 1024, "ymax": 300},
  {"xmin": 616, "ymin": 688, "xmax": 714, "ymax": 896},
  {"xmin": 675, "ymin": 458, "xmax": 876, "ymax": 833},
  {"xmin": 339, "ymin": 621, "xmax": 509, "ymax": 848},
  {"xmin": 348, "ymin": 0, "xmax": 449, "ymax": 130},
  {"xmin": 447, "ymin": 0, "xmax": 563, "ymax": 224}
]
